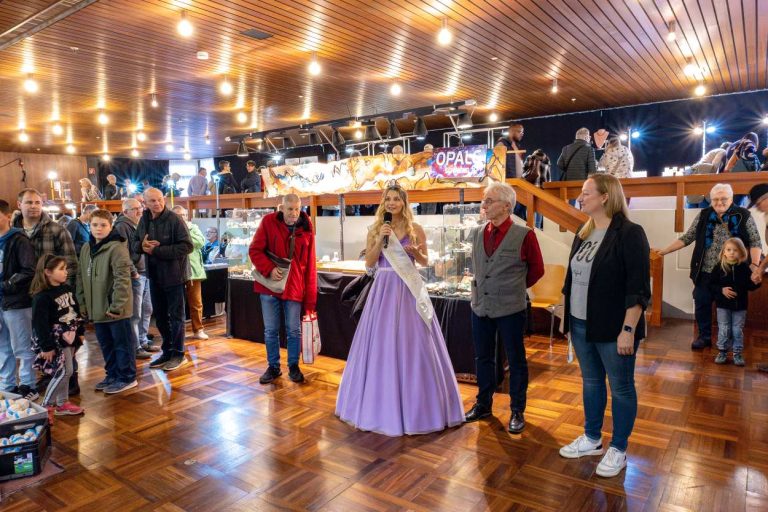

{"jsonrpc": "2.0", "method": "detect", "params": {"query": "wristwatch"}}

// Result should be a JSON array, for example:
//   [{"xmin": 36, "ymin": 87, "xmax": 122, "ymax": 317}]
[{"xmin": 623, "ymin": 325, "xmax": 634, "ymax": 333}]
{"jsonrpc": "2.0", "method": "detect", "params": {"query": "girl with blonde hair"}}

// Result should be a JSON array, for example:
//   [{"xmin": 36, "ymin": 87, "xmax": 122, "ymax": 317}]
[{"xmin": 79, "ymin": 178, "xmax": 101, "ymax": 202}]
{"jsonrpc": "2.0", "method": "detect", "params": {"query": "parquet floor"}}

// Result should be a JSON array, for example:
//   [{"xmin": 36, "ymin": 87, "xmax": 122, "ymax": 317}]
[{"xmin": 1, "ymin": 317, "xmax": 768, "ymax": 511}]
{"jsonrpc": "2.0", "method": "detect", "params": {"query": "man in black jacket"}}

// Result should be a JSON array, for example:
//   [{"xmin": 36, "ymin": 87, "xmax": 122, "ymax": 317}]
[
  {"xmin": 0, "ymin": 199, "xmax": 38, "ymax": 399},
  {"xmin": 132, "ymin": 188, "xmax": 193, "ymax": 372},
  {"xmin": 66, "ymin": 204, "xmax": 98, "ymax": 255},
  {"xmin": 240, "ymin": 160, "xmax": 262, "ymax": 193},
  {"xmin": 557, "ymin": 127, "xmax": 597, "ymax": 184}
]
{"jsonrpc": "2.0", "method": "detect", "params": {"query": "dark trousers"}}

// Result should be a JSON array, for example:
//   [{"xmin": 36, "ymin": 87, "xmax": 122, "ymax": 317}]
[
  {"xmin": 471, "ymin": 310, "xmax": 528, "ymax": 412},
  {"xmin": 513, "ymin": 203, "xmax": 527, "ymax": 221},
  {"xmin": 693, "ymin": 273, "xmax": 714, "ymax": 342},
  {"xmin": 94, "ymin": 318, "xmax": 136, "ymax": 383},
  {"xmin": 150, "ymin": 282, "xmax": 186, "ymax": 357}
]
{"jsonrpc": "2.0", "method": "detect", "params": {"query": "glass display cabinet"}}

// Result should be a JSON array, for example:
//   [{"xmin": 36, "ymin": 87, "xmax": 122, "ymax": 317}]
[{"xmin": 224, "ymin": 208, "xmax": 276, "ymax": 280}]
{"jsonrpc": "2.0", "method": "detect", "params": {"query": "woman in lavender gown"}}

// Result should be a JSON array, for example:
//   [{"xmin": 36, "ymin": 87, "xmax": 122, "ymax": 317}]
[{"xmin": 335, "ymin": 184, "xmax": 464, "ymax": 436}]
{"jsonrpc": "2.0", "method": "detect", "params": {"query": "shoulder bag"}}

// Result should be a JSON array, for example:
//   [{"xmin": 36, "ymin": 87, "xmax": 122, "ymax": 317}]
[{"xmin": 253, "ymin": 228, "xmax": 295, "ymax": 294}]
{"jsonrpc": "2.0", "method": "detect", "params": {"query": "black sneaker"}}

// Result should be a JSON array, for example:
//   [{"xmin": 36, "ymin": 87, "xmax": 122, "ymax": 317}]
[
  {"xmin": 162, "ymin": 356, "xmax": 187, "ymax": 372},
  {"xmin": 691, "ymin": 337, "xmax": 711, "ymax": 350},
  {"xmin": 259, "ymin": 366, "xmax": 282, "ymax": 384},
  {"xmin": 17, "ymin": 384, "xmax": 39, "ymax": 401},
  {"xmin": 149, "ymin": 354, "xmax": 171, "ymax": 368},
  {"xmin": 288, "ymin": 364, "xmax": 305, "ymax": 383}
]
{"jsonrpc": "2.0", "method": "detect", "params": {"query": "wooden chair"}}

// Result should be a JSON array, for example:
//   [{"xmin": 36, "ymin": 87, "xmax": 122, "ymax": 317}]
[{"xmin": 529, "ymin": 264, "xmax": 566, "ymax": 345}]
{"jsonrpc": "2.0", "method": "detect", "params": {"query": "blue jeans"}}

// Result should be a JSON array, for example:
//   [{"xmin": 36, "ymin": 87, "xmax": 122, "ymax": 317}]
[
  {"xmin": 471, "ymin": 310, "xmax": 528, "ymax": 412},
  {"xmin": 716, "ymin": 308, "xmax": 746, "ymax": 354},
  {"xmin": 94, "ymin": 318, "xmax": 136, "ymax": 383},
  {"xmin": 131, "ymin": 275, "xmax": 152, "ymax": 347},
  {"xmin": 569, "ymin": 316, "xmax": 639, "ymax": 452},
  {"xmin": 513, "ymin": 203, "xmax": 527, "ymax": 221},
  {"xmin": 260, "ymin": 295, "xmax": 301, "ymax": 368},
  {"xmin": 0, "ymin": 308, "xmax": 35, "ymax": 390},
  {"xmin": 150, "ymin": 282, "xmax": 185, "ymax": 357}
]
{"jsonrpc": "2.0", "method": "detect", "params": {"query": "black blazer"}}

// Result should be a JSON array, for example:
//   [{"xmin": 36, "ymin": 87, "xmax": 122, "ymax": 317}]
[{"xmin": 562, "ymin": 213, "xmax": 651, "ymax": 342}]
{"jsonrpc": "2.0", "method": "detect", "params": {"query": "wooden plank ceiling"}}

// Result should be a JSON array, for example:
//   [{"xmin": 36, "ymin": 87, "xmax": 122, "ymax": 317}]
[{"xmin": 0, "ymin": 0, "xmax": 766, "ymax": 159}]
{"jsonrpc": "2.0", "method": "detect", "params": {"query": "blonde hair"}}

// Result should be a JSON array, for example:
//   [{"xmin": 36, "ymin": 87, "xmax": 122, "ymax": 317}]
[
  {"xmin": 367, "ymin": 185, "xmax": 416, "ymax": 246},
  {"xmin": 578, "ymin": 174, "xmax": 630, "ymax": 240},
  {"xmin": 719, "ymin": 237, "xmax": 748, "ymax": 272},
  {"xmin": 79, "ymin": 178, "xmax": 93, "ymax": 188}
]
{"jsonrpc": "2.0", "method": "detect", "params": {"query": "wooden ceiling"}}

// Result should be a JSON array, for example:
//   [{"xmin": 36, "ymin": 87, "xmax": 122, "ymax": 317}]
[{"xmin": 0, "ymin": 0, "xmax": 766, "ymax": 159}]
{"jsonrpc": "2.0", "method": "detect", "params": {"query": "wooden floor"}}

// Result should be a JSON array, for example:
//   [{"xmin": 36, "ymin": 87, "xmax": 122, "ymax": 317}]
[{"xmin": 1, "ymin": 317, "xmax": 768, "ymax": 511}]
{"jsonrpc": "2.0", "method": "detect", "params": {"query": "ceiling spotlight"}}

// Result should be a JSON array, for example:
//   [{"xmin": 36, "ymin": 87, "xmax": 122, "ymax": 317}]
[
  {"xmin": 437, "ymin": 17, "xmax": 452, "ymax": 46},
  {"xmin": 97, "ymin": 110, "xmax": 109, "ymax": 125},
  {"xmin": 23, "ymin": 74, "xmax": 38, "ymax": 93},
  {"xmin": 666, "ymin": 20, "xmax": 677, "ymax": 42},
  {"xmin": 354, "ymin": 129, "xmax": 363, "ymax": 140},
  {"xmin": 65, "ymin": 144, "xmax": 76, "ymax": 154},
  {"xmin": 619, "ymin": 133, "xmax": 628, "ymax": 142},
  {"xmin": 762, "ymin": 114, "xmax": 768, "ymax": 126},
  {"xmin": 136, "ymin": 131, "xmax": 147, "ymax": 142},
  {"xmin": 365, "ymin": 123, "xmax": 379, "ymax": 140},
  {"xmin": 101, "ymin": 154, "xmax": 111, "ymax": 162},
  {"xmin": 197, "ymin": 51, "xmax": 209, "ymax": 60},
  {"xmin": 177, "ymin": 10, "xmax": 193, "ymax": 38},
  {"xmin": 236, "ymin": 139, "xmax": 249, "ymax": 157},
  {"xmin": 183, "ymin": 152, "xmax": 191, "ymax": 160},
  {"xmin": 414, "ymin": 117, "xmax": 428, "ymax": 140},
  {"xmin": 390, "ymin": 83, "xmax": 402, "ymax": 96},
  {"xmin": 489, "ymin": 112, "xmax": 498, "ymax": 122},
  {"xmin": 150, "ymin": 94, "xmax": 159, "ymax": 108},
  {"xmin": 694, "ymin": 83, "xmax": 706, "ymax": 97},
  {"xmin": 18, "ymin": 131, "xmax": 29, "ymax": 143},
  {"xmin": 332, "ymin": 129, "xmax": 345, "ymax": 146},
  {"xmin": 387, "ymin": 119, "xmax": 401, "ymax": 139},
  {"xmin": 345, "ymin": 146, "xmax": 355, "ymax": 154},
  {"xmin": 631, "ymin": 130, "xmax": 641, "ymax": 139},
  {"xmin": 683, "ymin": 57, "xmax": 698, "ymax": 77},
  {"xmin": 551, "ymin": 78, "xmax": 559, "ymax": 94},
  {"xmin": 52, "ymin": 123, "xmax": 64, "ymax": 136},
  {"xmin": 237, "ymin": 111, "xmax": 248, "ymax": 123},
  {"xmin": 693, "ymin": 126, "xmax": 704, "ymax": 135},
  {"xmin": 705, "ymin": 125, "xmax": 716, "ymax": 134},
  {"xmin": 457, "ymin": 112, "xmax": 473, "ymax": 129},
  {"xmin": 219, "ymin": 76, "xmax": 233, "ymax": 96},
  {"xmin": 165, "ymin": 143, "xmax": 174, "ymax": 152},
  {"xmin": 131, "ymin": 148, "xmax": 140, "ymax": 157},
  {"xmin": 47, "ymin": 170, "xmax": 58, "ymax": 180},
  {"xmin": 308, "ymin": 52, "xmax": 321, "ymax": 76}
]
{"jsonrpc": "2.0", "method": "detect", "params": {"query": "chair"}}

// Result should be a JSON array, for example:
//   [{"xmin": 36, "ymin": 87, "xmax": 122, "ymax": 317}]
[{"xmin": 529, "ymin": 264, "xmax": 566, "ymax": 346}]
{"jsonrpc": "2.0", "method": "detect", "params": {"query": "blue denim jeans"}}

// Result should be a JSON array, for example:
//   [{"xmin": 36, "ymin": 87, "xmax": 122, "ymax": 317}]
[
  {"xmin": 569, "ymin": 316, "xmax": 639, "ymax": 452},
  {"xmin": 0, "ymin": 308, "xmax": 35, "ymax": 390},
  {"xmin": 94, "ymin": 318, "xmax": 136, "ymax": 383},
  {"xmin": 716, "ymin": 308, "xmax": 747, "ymax": 354},
  {"xmin": 260, "ymin": 295, "xmax": 301, "ymax": 368},
  {"xmin": 131, "ymin": 275, "xmax": 153, "ymax": 347}
]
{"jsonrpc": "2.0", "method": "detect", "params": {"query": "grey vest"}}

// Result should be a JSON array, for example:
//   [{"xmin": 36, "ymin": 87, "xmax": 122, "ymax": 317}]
[{"xmin": 470, "ymin": 221, "xmax": 530, "ymax": 318}]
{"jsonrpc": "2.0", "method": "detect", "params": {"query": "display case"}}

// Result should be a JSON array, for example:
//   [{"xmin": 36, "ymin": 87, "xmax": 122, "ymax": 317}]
[
  {"xmin": 224, "ymin": 208, "xmax": 276, "ymax": 280},
  {"xmin": 422, "ymin": 203, "xmax": 483, "ymax": 299}
]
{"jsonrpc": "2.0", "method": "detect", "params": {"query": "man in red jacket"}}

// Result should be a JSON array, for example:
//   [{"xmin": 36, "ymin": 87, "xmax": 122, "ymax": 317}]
[{"xmin": 249, "ymin": 194, "xmax": 317, "ymax": 384}]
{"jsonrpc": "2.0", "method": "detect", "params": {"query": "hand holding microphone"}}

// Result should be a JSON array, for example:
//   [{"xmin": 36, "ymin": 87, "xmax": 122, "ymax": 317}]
[{"xmin": 382, "ymin": 212, "xmax": 392, "ymax": 248}]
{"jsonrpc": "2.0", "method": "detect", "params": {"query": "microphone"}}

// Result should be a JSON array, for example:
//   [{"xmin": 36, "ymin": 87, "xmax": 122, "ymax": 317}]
[{"xmin": 383, "ymin": 212, "xmax": 392, "ymax": 249}]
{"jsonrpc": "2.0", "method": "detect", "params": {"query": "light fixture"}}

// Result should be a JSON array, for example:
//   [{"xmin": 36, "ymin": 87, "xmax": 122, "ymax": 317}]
[
  {"xmin": 551, "ymin": 78, "xmax": 558, "ymax": 94},
  {"xmin": 387, "ymin": 120, "xmax": 401, "ymax": 139},
  {"xmin": 437, "ymin": 17, "xmax": 452, "ymax": 46},
  {"xmin": 127, "ymin": 184, "xmax": 137, "ymax": 194},
  {"xmin": 219, "ymin": 76, "xmax": 233, "ymax": 96},
  {"xmin": 177, "ymin": 10, "xmax": 193, "ymax": 37},
  {"xmin": 693, "ymin": 126, "xmax": 704, "ymax": 135},
  {"xmin": 308, "ymin": 52, "xmax": 321, "ymax": 76},
  {"xmin": 631, "ymin": 130, "xmax": 641, "ymax": 139},
  {"xmin": 461, "ymin": 133, "xmax": 471, "ymax": 141},
  {"xmin": 183, "ymin": 151, "xmax": 191, "ymax": 160},
  {"xmin": 237, "ymin": 111, "xmax": 248, "ymax": 123},
  {"xmin": 619, "ymin": 133, "xmax": 628, "ymax": 142},
  {"xmin": 390, "ymin": 83, "xmax": 402, "ymax": 96},
  {"xmin": 694, "ymin": 83, "xmax": 706, "ymax": 97},
  {"xmin": 354, "ymin": 129, "xmax": 363, "ymax": 140},
  {"xmin": 65, "ymin": 144, "xmax": 76, "ymax": 154},
  {"xmin": 332, "ymin": 129, "xmax": 345, "ymax": 146},
  {"xmin": 345, "ymin": 146, "xmax": 354, "ymax": 154},
  {"xmin": 150, "ymin": 94, "xmax": 159, "ymax": 108},
  {"xmin": 762, "ymin": 114, "xmax": 768, "ymax": 125},
  {"xmin": 165, "ymin": 143, "xmax": 174, "ymax": 152},
  {"xmin": 23, "ymin": 74, "xmax": 38, "ymax": 93},
  {"xmin": 414, "ymin": 117, "xmax": 428, "ymax": 140},
  {"xmin": 137, "ymin": 131, "xmax": 147, "ymax": 142},
  {"xmin": 365, "ymin": 123, "xmax": 379, "ymax": 140},
  {"xmin": 47, "ymin": 171, "xmax": 58, "ymax": 180},
  {"xmin": 666, "ymin": 20, "xmax": 677, "ymax": 42},
  {"xmin": 683, "ymin": 57, "xmax": 698, "ymax": 77},
  {"xmin": 131, "ymin": 148, "xmax": 140, "ymax": 157},
  {"xmin": 196, "ymin": 51, "xmax": 209, "ymax": 60},
  {"xmin": 236, "ymin": 139, "xmax": 248, "ymax": 157},
  {"xmin": 97, "ymin": 110, "xmax": 109, "ymax": 125},
  {"xmin": 101, "ymin": 154, "xmax": 111, "ymax": 162},
  {"xmin": 205, "ymin": 134, "xmax": 211, "ymax": 144},
  {"xmin": 18, "ymin": 131, "xmax": 29, "ymax": 143},
  {"xmin": 705, "ymin": 125, "xmax": 716, "ymax": 134},
  {"xmin": 52, "ymin": 123, "xmax": 63, "ymax": 136},
  {"xmin": 457, "ymin": 112, "xmax": 473, "ymax": 129},
  {"xmin": 489, "ymin": 112, "xmax": 498, "ymax": 122}
]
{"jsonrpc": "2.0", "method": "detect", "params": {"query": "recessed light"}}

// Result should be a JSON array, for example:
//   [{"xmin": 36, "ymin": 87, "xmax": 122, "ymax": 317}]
[
  {"xmin": 69, "ymin": 46, "xmax": 79, "ymax": 52},
  {"xmin": 196, "ymin": 51, "xmax": 209, "ymax": 60},
  {"xmin": 571, "ymin": 98, "xmax": 576, "ymax": 102},
  {"xmin": 490, "ymin": 56, "xmax": 498, "ymax": 61}
]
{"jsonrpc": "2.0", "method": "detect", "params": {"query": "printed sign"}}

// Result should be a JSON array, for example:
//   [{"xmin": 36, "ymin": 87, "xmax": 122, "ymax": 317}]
[{"xmin": 430, "ymin": 145, "xmax": 489, "ymax": 179}]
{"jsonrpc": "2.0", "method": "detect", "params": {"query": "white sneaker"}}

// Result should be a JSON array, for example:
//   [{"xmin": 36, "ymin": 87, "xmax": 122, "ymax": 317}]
[
  {"xmin": 596, "ymin": 447, "xmax": 627, "ymax": 477},
  {"xmin": 559, "ymin": 434, "xmax": 603, "ymax": 459},
  {"xmin": 195, "ymin": 330, "xmax": 209, "ymax": 340}
]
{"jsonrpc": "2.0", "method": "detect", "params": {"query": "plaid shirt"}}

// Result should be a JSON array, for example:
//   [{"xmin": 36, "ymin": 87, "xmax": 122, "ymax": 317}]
[{"xmin": 13, "ymin": 212, "xmax": 78, "ymax": 285}]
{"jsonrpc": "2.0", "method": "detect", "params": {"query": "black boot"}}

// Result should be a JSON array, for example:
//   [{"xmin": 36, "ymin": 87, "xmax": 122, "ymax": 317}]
[{"xmin": 68, "ymin": 371, "xmax": 80, "ymax": 396}]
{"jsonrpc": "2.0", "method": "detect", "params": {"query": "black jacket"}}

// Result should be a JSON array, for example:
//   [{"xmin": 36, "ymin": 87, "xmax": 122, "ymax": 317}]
[
  {"xmin": 689, "ymin": 205, "xmax": 756, "ymax": 283},
  {"xmin": 0, "ymin": 230, "xmax": 35, "ymax": 310},
  {"xmin": 112, "ymin": 214, "xmax": 145, "ymax": 275},
  {"xmin": 31, "ymin": 284, "xmax": 81, "ymax": 353},
  {"xmin": 557, "ymin": 139, "xmax": 597, "ymax": 181},
  {"xmin": 103, "ymin": 184, "xmax": 120, "ymax": 200},
  {"xmin": 562, "ymin": 213, "xmax": 651, "ymax": 342},
  {"xmin": 66, "ymin": 218, "xmax": 90, "ymax": 256},
  {"xmin": 709, "ymin": 262, "xmax": 760, "ymax": 310},
  {"xmin": 132, "ymin": 207, "xmax": 193, "ymax": 288},
  {"xmin": 241, "ymin": 171, "xmax": 262, "ymax": 193},
  {"xmin": 217, "ymin": 172, "xmax": 239, "ymax": 194}
]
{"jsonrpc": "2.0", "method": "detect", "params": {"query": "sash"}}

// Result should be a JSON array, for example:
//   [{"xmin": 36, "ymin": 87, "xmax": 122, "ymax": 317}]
[{"xmin": 382, "ymin": 236, "xmax": 434, "ymax": 327}]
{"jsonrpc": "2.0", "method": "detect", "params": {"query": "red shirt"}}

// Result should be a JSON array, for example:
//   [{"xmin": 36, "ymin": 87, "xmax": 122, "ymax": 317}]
[{"xmin": 483, "ymin": 217, "xmax": 545, "ymax": 288}]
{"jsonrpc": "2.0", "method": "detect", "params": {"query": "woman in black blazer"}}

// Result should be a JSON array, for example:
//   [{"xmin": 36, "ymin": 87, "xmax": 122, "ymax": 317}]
[{"xmin": 558, "ymin": 173, "xmax": 651, "ymax": 478}]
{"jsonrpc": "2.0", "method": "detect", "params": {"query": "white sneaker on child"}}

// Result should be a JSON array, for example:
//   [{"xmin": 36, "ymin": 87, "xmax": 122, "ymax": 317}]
[{"xmin": 596, "ymin": 447, "xmax": 627, "ymax": 477}]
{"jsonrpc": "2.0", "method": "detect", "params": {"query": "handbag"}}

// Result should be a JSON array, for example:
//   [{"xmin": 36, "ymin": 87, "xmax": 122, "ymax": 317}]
[
  {"xmin": 301, "ymin": 312, "xmax": 322, "ymax": 364},
  {"xmin": 253, "ymin": 229, "xmax": 295, "ymax": 294},
  {"xmin": 522, "ymin": 157, "xmax": 540, "ymax": 184}
]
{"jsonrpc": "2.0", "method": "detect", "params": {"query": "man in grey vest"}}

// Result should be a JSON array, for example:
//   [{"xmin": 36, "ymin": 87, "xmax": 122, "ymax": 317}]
[{"xmin": 464, "ymin": 182, "xmax": 544, "ymax": 433}]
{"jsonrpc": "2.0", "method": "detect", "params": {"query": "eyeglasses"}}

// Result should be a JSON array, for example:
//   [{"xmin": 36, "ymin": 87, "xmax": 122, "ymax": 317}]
[
  {"xmin": 711, "ymin": 197, "xmax": 730, "ymax": 204},
  {"xmin": 481, "ymin": 197, "xmax": 502, "ymax": 205}
]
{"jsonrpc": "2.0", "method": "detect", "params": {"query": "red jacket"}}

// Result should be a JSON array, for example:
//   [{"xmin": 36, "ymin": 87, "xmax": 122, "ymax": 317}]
[{"xmin": 248, "ymin": 211, "xmax": 317, "ymax": 312}]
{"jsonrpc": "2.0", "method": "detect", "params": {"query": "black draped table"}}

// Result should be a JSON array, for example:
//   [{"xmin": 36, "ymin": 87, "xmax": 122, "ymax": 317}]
[
  {"xmin": 186, "ymin": 264, "xmax": 228, "ymax": 320},
  {"xmin": 227, "ymin": 272, "xmax": 504, "ymax": 381}
]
